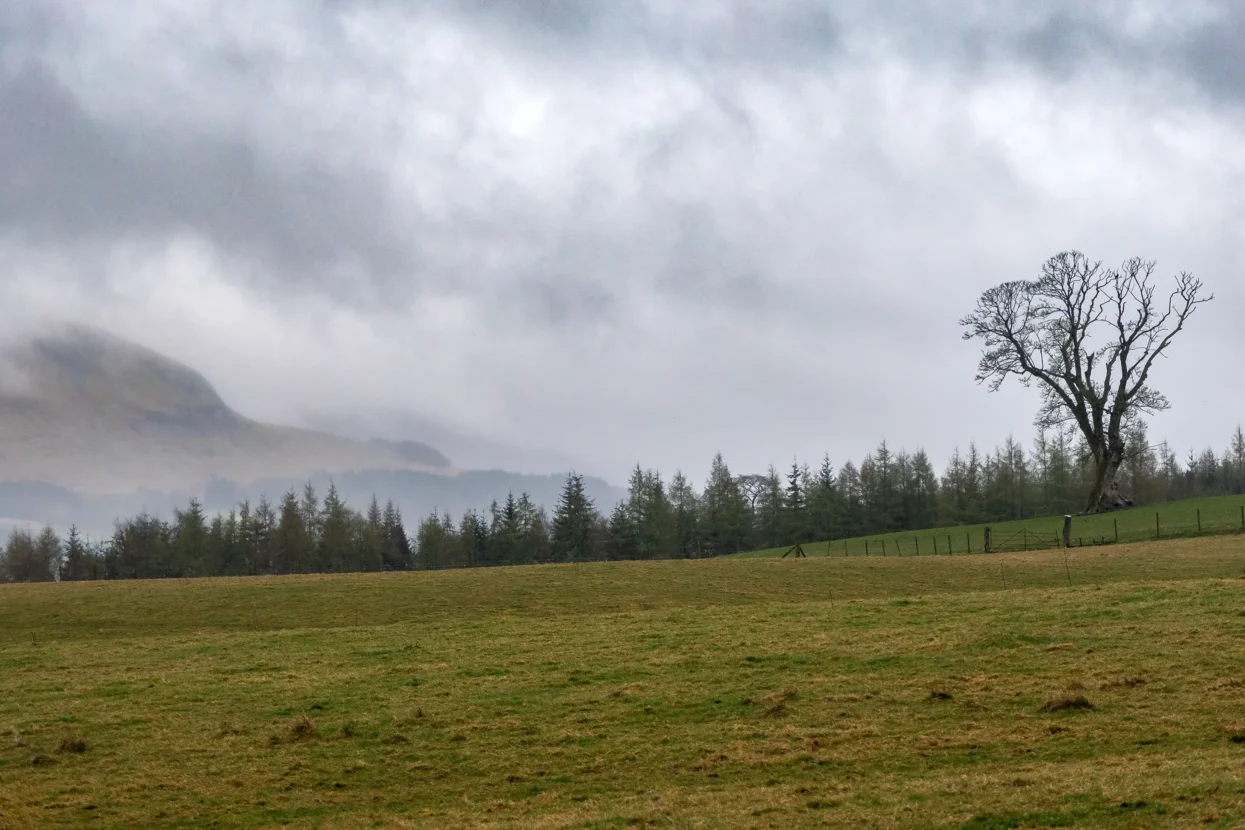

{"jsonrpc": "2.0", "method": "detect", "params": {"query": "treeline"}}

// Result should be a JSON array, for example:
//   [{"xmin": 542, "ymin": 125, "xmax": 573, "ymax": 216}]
[{"xmin": 2, "ymin": 425, "xmax": 1243, "ymax": 583}]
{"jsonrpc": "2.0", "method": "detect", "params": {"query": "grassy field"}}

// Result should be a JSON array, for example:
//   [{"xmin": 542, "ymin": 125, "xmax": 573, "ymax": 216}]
[
  {"xmin": 3, "ymin": 538, "xmax": 1245, "ymax": 828},
  {"xmin": 735, "ymin": 494, "xmax": 1245, "ymax": 558}
]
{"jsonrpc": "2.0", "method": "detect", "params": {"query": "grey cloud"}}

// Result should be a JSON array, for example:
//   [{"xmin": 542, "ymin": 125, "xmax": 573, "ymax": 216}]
[
  {"xmin": 947, "ymin": 2, "xmax": 1245, "ymax": 105},
  {"xmin": 332, "ymin": 0, "xmax": 842, "ymax": 70},
  {"xmin": 0, "ymin": 62, "xmax": 425, "ymax": 306},
  {"xmin": 0, "ymin": 0, "xmax": 1242, "ymax": 484}
]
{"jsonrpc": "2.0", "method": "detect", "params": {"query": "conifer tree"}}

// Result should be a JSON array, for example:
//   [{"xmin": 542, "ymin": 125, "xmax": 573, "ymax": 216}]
[
  {"xmin": 702, "ymin": 454, "xmax": 750, "ymax": 556},
  {"xmin": 784, "ymin": 460, "xmax": 808, "ymax": 544},
  {"xmin": 275, "ymin": 490, "xmax": 308, "ymax": 574},
  {"xmin": 60, "ymin": 525, "xmax": 92, "ymax": 582},
  {"xmin": 551, "ymin": 472, "xmax": 597, "ymax": 562},
  {"xmin": 319, "ymin": 483, "xmax": 352, "ymax": 572},
  {"xmin": 668, "ymin": 470, "xmax": 700, "ymax": 558}
]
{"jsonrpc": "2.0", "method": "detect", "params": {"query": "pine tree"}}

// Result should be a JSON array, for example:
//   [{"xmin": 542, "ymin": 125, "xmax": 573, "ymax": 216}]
[
  {"xmin": 360, "ymin": 495, "xmax": 385, "ymax": 571},
  {"xmin": 415, "ymin": 510, "xmax": 455, "ymax": 570},
  {"xmin": 668, "ymin": 470, "xmax": 700, "ymax": 558},
  {"xmin": 275, "ymin": 491, "xmax": 308, "ymax": 574},
  {"xmin": 252, "ymin": 496, "xmax": 276, "ymax": 574},
  {"xmin": 319, "ymin": 483, "xmax": 352, "ymax": 572},
  {"xmin": 606, "ymin": 500, "xmax": 638, "ymax": 561},
  {"xmin": 382, "ymin": 500, "xmax": 412, "ymax": 570},
  {"xmin": 516, "ymin": 493, "xmax": 550, "ymax": 564},
  {"xmin": 60, "ymin": 525, "xmax": 91, "ymax": 582},
  {"xmin": 784, "ymin": 460, "xmax": 808, "ymax": 544},
  {"xmin": 172, "ymin": 498, "xmax": 209, "ymax": 577},
  {"xmin": 551, "ymin": 472, "xmax": 597, "ymax": 562},
  {"xmin": 299, "ymin": 482, "xmax": 321, "ymax": 552},
  {"xmin": 806, "ymin": 455, "xmax": 840, "ymax": 542},
  {"xmin": 702, "ymin": 454, "xmax": 750, "ymax": 556}
]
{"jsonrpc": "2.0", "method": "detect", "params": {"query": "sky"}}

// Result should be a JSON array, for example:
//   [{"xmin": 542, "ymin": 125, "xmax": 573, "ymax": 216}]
[{"xmin": 1, "ymin": 0, "xmax": 1243, "ymax": 484}]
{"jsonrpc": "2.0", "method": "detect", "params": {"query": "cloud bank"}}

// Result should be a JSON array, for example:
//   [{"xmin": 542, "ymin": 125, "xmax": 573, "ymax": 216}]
[{"xmin": 2, "ymin": 0, "xmax": 1242, "ymax": 481}]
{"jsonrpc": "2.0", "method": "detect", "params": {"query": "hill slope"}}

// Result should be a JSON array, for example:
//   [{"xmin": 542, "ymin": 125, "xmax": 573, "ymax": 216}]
[
  {"xmin": 0, "ymin": 326, "xmax": 625, "ymax": 531},
  {"xmin": 0, "ymin": 325, "xmax": 452, "ymax": 495}
]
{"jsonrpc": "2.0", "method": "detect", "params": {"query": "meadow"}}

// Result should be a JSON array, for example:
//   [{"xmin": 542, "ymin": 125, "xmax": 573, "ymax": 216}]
[
  {"xmin": 2, "ymin": 537, "xmax": 1245, "ymax": 828},
  {"xmin": 734, "ymin": 494, "xmax": 1245, "ymax": 558}
]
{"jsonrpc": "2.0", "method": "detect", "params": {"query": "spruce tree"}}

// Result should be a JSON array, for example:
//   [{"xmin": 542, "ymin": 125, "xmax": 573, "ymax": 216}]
[
  {"xmin": 668, "ymin": 470, "xmax": 700, "ymax": 558},
  {"xmin": 275, "ymin": 491, "xmax": 307, "ymax": 574},
  {"xmin": 551, "ymin": 472, "xmax": 597, "ymax": 562},
  {"xmin": 702, "ymin": 454, "xmax": 749, "ymax": 556}
]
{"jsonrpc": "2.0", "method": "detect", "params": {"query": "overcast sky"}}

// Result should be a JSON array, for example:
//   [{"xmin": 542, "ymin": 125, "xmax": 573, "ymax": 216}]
[{"xmin": 2, "ymin": 1, "xmax": 1243, "ymax": 483}]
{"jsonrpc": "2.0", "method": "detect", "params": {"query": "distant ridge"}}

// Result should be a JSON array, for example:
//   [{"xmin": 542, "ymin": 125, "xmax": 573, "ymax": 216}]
[{"xmin": 0, "ymin": 324, "xmax": 452, "ymax": 495}]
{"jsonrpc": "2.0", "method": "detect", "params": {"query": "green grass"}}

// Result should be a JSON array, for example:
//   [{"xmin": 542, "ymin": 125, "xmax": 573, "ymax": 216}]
[
  {"xmin": 735, "ymin": 494, "xmax": 1245, "ymax": 558},
  {"xmin": 2, "ymin": 537, "xmax": 1245, "ymax": 828}
]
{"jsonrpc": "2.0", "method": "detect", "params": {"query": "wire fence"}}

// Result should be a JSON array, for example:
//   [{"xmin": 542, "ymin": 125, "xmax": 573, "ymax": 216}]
[{"xmin": 805, "ymin": 501, "xmax": 1245, "ymax": 558}]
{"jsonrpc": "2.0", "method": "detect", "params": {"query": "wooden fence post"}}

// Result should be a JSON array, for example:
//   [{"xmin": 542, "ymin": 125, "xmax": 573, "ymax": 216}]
[
  {"xmin": 1113, "ymin": 517, "xmax": 1118, "ymax": 543},
  {"xmin": 865, "ymin": 540, "xmax": 869, "ymax": 556},
  {"xmin": 1062, "ymin": 515, "xmax": 1072, "ymax": 549},
  {"xmin": 984, "ymin": 526, "xmax": 992, "ymax": 553},
  {"xmin": 966, "ymin": 532, "xmax": 971, "ymax": 553},
  {"xmin": 1197, "ymin": 509, "xmax": 1202, "ymax": 533},
  {"xmin": 1155, "ymin": 512, "xmax": 1160, "ymax": 539}
]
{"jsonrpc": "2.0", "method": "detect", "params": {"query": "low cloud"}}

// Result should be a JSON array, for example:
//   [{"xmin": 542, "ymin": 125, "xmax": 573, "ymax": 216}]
[{"xmin": 1, "ymin": 0, "xmax": 1242, "ymax": 482}]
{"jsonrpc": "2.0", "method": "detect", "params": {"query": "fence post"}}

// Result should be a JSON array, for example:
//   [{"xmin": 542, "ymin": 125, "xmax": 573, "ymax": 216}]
[
  {"xmin": 882, "ymin": 539, "xmax": 887, "ymax": 556},
  {"xmin": 915, "ymin": 538, "xmax": 920, "ymax": 556},
  {"xmin": 1241, "ymin": 505, "xmax": 1244, "ymax": 529},
  {"xmin": 865, "ymin": 539, "xmax": 869, "ymax": 556},
  {"xmin": 1114, "ymin": 517, "xmax": 1118, "ymax": 543},
  {"xmin": 932, "ymin": 536, "xmax": 937, "ymax": 555},
  {"xmin": 1062, "ymin": 515, "xmax": 1072, "ymax": 549},
  {"xmin": 984, "ymin": 526, "xmax": 992, "ymax": 553},
  {"xmin": 966, "ymin": 532, "xmax": 971, "ymax": 553},
  {"xmin": 948, "ymin": 535, "xmax": 953, "ymax": 555},
  {"xmin": 1197, "ymin": 509, "xmax": 1202, "ymax": 533},
  {"xmin": 1155, "ymin": 512, "xmax": 1160, "ymax": 539}
]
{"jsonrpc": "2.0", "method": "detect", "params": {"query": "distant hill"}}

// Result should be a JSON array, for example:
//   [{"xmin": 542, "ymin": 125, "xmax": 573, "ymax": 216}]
[{"xmin": 0, "ymin": 325, "xmax": 624, "ymax": 534}]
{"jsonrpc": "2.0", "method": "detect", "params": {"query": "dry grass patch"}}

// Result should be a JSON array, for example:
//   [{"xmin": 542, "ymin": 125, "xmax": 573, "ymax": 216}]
[
  {"xmin": 55, "ymin": 734, "xmax": 88, "ymax": 754},
  {"xmin": 1101, "ymin": 676, "xmax": 1147, "ymax": 690},
  {"xmin": 1040, "ymin": 695, "xmax": 1096, "ymax": 713}
]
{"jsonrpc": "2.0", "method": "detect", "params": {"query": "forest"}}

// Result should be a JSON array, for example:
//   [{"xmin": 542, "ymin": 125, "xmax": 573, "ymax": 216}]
[{"xmin": 3, "ymin": 424, "xmax": 1243, "ymax": 582}]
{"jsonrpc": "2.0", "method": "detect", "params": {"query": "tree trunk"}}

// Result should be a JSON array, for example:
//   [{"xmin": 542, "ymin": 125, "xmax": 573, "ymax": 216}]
[{"xmin": 1086, "ymin": 446, "xmax": 1129, "ymax": 513}]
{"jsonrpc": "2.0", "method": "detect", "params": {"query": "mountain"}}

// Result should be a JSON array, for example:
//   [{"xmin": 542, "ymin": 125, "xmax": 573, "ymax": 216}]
[
  {"xmin": 0, "ymin": 326, "xmax": 624, "ymax": 534},
  {"xmin": 0, "ymin": 325, "xmax": 451, "ymax": 494}
]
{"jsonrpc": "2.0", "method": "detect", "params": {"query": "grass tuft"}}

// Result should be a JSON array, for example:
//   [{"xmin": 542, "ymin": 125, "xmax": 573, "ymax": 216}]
[
  {"xmin": 1041, "ymin": 695, "xmax": 1095, "ymax": 713},
  {"xmin": 56, "ymin": 734, "xmax": 88, "ymax": 754},
  {"xmin": 1101, "ymin": 677, "xmax": 1147, "ymax": 690},
  {"xmin": 289, "ymin": 715, "xmax": 317, "ymax": 742}
]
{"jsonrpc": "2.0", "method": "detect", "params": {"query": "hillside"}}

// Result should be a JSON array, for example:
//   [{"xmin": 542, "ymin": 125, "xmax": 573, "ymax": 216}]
[
  {"xmin": 0, "ymin": 326, "xmax": 624, "ymax": 531},
  {"xmin": 0, "ymin": 325, "xmax": 451, "ymax": 494},
  {"xmin": 735, "ymin": 494, "xmax": 1245, "ymax": 558}
]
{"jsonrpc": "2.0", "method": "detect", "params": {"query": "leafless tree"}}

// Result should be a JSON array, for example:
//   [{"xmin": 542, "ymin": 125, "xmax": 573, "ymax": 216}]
[
  {"xmin": 961, "ymin": 251, "xmax": 1211, "ymax": 513},
  {"xmin": 735, "ymin": 474, "xmax": 769, "ymax": 512}
]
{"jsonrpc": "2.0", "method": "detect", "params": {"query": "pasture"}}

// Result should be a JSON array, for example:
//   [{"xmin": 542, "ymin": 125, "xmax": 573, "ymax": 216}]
[
  {"xmin": 734, "ymin": 494, "xmax": 1245, "ymax": 558},
  {"xmin": 2, "ymin": 537, "xmax": 1245, "ymax": 828}
]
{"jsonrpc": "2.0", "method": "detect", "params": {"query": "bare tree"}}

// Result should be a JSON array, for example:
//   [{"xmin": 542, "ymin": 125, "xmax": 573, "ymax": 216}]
[
  {"xmin": 961, "ymin": 251, "xmax": 1211, "ymax": 514},
  {"xmin": 735, "ymin": 474, "xmax": 769, "ymax": 513}
]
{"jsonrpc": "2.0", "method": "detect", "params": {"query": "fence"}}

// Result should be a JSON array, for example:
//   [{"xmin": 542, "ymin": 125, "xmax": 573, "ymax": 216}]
[{"xmin": 812, "ymin": 501, "xmax": 1245, "ymax": 558}]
